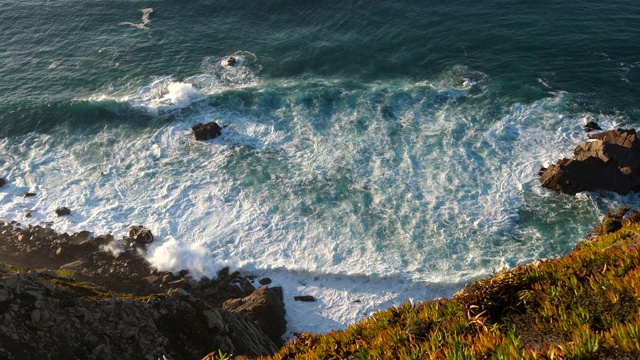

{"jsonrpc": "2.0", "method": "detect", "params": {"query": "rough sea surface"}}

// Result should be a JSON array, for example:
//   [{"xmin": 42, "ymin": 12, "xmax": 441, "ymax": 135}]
[{"xmin": 1, "ymin": 1, "xmax": 639, "ymax": 334}]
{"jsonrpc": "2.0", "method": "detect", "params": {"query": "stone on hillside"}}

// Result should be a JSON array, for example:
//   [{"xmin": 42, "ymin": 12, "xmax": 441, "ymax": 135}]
[
  {"xmin": 202, "ymin": 309, "xmax": 227, "ymax": 332},
  {"xmin": 60, "ymin": 259, "xmax": 87, "ymax": 270},
  {"xmin": 222, "ymin": 286, "xmax": 287, "ymax": 346},
  {"xmin": 31, "ymin": 309, "xmax": 41, "ymax": 324},
  {"xmin": 540, "ymin": 128, "xmax": 640, "ymax": 195},
  {"xmin": 192, "ymin": 121, "xmax": 222, "ymax": 141},
  {"xmin": 40, "ymin": 270, "xmax": 59, "ymax": 279},
  {"xmin": 70, "ymin": 230, "xmax": 92, "ymax": 244},
  {"xmin": 55, "ymin": 207, "xmax": 71, "ymax": 216},
  {"xmin": 0, "ymin": 289, "xmax": 8, "ymax": 302}
]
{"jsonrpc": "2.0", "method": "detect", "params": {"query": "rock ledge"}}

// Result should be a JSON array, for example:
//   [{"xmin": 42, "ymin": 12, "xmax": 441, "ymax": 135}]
[{"xmin": 540, "ymin": 128, "xmax": 640, "ymax": 195}]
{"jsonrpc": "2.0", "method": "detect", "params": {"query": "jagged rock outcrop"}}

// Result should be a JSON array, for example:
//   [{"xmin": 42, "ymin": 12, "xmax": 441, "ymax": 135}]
[
  {"xmin": 0, "ymin": 222, "xmax": 284, "ymax": 358},
  {"xmin": 128, "ymin": 225, "xmax": 154, "ymax": 249},
  {"xmin": 192, "ymin": 122, "xmax": 222, "ymax": 141},
  {"xmin": 0, "ymin": 222, "xmax": 258, "ymax": 304},
  {"xmin": 0, "ymin": 266, "xmax": 276, "ymax": 359},
  {"xmin": 223, "ymin": 286, "xmax": 287, "ymax": 346},
  {"xmin": 540, "ymin": 128, "xmax": 640, "ymax": 195}
]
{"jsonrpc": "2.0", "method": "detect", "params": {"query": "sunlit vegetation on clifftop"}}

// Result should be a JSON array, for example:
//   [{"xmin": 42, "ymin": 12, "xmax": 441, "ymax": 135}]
[{"xmin": 256, "ymin": 210, "xmax": 640, "ymax": 359}]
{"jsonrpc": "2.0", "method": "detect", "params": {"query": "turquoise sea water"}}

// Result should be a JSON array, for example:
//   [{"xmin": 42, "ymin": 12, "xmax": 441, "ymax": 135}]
[{"xmin": 1, "ymin": 1, "xmax": 640, "ymax": 333}]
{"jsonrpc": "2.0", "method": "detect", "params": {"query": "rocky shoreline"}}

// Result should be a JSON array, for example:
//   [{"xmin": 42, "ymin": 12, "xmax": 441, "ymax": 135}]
[
  {"xmin": 540, "ymin": 127, "xmax": 640, "ymax": 195},
  {"xmin": 0, "ymin": 221, "xmax": 286, "ymax": 360}
]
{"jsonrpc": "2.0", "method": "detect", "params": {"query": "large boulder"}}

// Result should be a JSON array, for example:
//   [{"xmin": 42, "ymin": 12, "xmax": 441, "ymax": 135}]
[
  {"xmin": 540, "ymin": 129, "xmax": 640, "ymax": 195},
  {"xmin": 192, "ymin": 121, "xmax": 222, "ymax": 141},
  {"xmin": 222, "ymin": 286, "xmax": 287, "ymax": 347}
]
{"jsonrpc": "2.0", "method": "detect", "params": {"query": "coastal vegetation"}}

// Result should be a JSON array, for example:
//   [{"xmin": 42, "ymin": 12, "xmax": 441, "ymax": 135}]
[{"xmin": 257, "ymin": 210, "xmax": 640, "ymax": 359}]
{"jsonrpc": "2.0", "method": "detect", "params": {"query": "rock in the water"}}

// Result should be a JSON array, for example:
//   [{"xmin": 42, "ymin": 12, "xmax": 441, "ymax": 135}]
[
  {"xmin": 258, "ymin": 278, "xmax": 272, "ymax": 286},
  {"xmin": 192, "ymin": 122, "xmax": 222, "ymax": 141},
  {"xmin": 55, "ymin": 207, "xmax": 71, "ymax": 216},
  {"xmin": 24, "ymin": 210, "xmax": 32, "ymax": 218},
  {"xmin": 294, "ymin": 295, "xmax": 316, "ymax": 302},
  {"xmin": 540, "ymin": 128, "xmax": 640, "ymax": 195},
  {"xmin": 128, "ymin": 225, "xmax": 154, "ymax": 247},
  {"xmin": 584, "ymin": 121, "xmax": 602, "ymax": 133},
  {"xmin": 23, "ymin": 192, "xmax": 36, "ymax": 197},
  {"xmin": 223, "ymin": 286, "xmax": 287, "ymax": 347},
  {"xmin": 0, "ymin": 178, "xmax": 6, "ymax": 187}
]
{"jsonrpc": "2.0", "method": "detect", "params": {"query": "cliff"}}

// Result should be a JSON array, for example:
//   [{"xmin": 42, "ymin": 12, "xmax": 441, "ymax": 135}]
[
  {"xmin": 0, "ymin": 221, "xmax": 284, "ymax": 360},
  {"xmin": 257, "ymin": 210, "xmax": 640, "ymax": 359},
  {"xmin": 3, "ymin": 210, "xmax": 640, "ymax": 359}
]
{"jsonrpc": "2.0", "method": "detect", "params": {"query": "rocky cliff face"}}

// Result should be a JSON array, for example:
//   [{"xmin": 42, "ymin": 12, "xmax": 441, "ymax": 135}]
[
  {"xmin": 0, "ymin": 266, "xmax": 278, "ymax": 360},
  {"xmin": 540, "ymin": 129, "xmax": 640, "ymax": 195},
  {"xmin": 0, "ymin": 221, "xmax": 286, "ymax": 360}
]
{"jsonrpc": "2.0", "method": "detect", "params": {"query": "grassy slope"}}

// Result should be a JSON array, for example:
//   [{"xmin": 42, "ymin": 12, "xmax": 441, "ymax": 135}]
[{"xmin": 255, "ymin": 212, "xmax": 640, "ymax": 359}]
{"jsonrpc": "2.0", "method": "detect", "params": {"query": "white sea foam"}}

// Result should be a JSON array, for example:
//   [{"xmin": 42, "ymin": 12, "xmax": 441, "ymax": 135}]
[
  {"xmin": 129, "ymin": 80, "xmax": 206, "ymax": 114},
  {"xmin": 102, "ymin": 52, "xmax": 261, "ymax": 115},
  {"xmin": 0, "ymin": 66, "xmax": 627, "ymax": 333},
  {"xmin": 120, "ymin": 8, "xmax": 153, "ymax": 30}
]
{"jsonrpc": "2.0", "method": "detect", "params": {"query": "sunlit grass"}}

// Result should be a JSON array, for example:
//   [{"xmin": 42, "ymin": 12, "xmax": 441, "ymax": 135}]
[{"xmin": 254, "ymin": 210, "xmax": 640, "ymax": 359}]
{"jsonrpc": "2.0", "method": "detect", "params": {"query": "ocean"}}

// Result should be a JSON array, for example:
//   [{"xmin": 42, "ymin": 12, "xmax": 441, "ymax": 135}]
[{"xmin": 1, "ymin": 0, "xmax": 639, "ymax": 334}]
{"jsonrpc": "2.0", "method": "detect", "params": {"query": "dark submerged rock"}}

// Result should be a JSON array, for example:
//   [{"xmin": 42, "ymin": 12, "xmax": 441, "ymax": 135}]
[
  {"xmin": 192, "ymin": 121, "xmax": 222, "ymax": 141},
  {"xmin": 294, "ymin": 295, "xmax": 316, "ymax": 302},
  {"xmin": 540, "ymin": 128, "xmax": 640, "ymax": 195},
  {"xmin": 0, "ymin": 178, "xmax": 6, "ymax": 187},
  {"xmin": 23, "ymin": 192, "xmax": 36, "ymax": 197},
  {"xmin": 584, "ymin": 121, "xmax": 602, "ymax": 133},
  {"xmin": 55, "ymin": 207, "xmax": 71, "ymax": 216},
  {"xmin": 226, "ymin": 56, "xmax": 237, "ymax": 67},
  {"xmin": 258, "ymin": 277, "xmax": 272, "ymax": 285}
]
